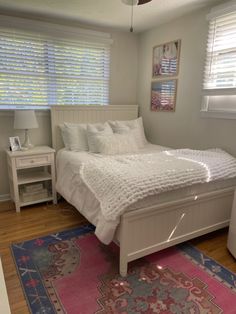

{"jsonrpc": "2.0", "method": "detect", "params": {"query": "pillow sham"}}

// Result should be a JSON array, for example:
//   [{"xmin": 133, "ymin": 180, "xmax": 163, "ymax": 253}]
[
  {"xmin": 59, "ymin": 124, "xmax": 70, "ymax": 150},
  {"xmin": 87, "ymin": 122, "xmax": 113, "ymax": 153},
  {"xmin": 62, "ymin": 122, "xmax": 88, "ymax": 151},
  {"xmin": 108, "ymin": 117, "xmax": 147, "ymax": 148},
  {"xmin": 95, "ymin": 133, "xmax": 139, "ymax": 155}
]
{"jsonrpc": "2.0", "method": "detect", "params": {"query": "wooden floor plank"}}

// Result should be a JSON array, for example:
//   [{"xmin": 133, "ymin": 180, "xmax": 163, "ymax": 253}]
[{"xmin": 0, "ymin": 200, "xmax": 235, "ymax": 313}]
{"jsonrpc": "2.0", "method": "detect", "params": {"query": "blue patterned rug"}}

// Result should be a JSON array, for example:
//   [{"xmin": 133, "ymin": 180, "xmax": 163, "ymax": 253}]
[{"xmin": 11, "ymin": 225, "xmax": 236, "ymax": 314}]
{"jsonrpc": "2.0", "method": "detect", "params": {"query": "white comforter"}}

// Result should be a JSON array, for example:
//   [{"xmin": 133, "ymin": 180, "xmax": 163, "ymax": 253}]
[
  {"xmin": 80, "ymin": 149, "xmax": 236, "ymax": 223},
  {"xmin": 56, "ymin": 147, "xmax": 236, "ymax": 244}
]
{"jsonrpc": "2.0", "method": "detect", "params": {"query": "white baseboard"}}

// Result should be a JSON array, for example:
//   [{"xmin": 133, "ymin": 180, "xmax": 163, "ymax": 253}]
[
  {"xmin": 0, "ymin": 258, "xmax": 11, "ymax": 314},
  {"xmin": 0, "ymin": 194, "xmax": 10, "ymax": 202}
]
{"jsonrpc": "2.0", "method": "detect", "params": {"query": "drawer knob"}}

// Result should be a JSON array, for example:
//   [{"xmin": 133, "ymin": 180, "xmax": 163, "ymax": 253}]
[{"xmin": 31, "ymin": 160, "xmax": 34, "ymax": 163}]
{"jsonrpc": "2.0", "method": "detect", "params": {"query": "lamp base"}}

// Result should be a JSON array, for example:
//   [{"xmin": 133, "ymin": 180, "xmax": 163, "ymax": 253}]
[{"xmin": 22, "ymin": 129, "xmax": 34, "ymax": 150}]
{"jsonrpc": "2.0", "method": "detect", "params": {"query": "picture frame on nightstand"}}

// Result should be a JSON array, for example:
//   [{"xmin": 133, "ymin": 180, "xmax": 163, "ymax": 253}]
[{"xmin": 9, "ymin": 136, "xmax": 21, "ymax": 151}]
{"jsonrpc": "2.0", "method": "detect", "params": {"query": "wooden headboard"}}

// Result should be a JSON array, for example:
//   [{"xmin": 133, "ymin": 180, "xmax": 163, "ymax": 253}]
[{"xmin": 51, "ymin": 105, "xmax": 139, "ymax": 151}]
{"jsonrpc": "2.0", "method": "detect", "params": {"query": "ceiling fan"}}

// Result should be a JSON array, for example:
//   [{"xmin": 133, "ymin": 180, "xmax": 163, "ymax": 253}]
[{"xmin": 121, "ymin": 0, "xmax": 152, "ymax": 32}]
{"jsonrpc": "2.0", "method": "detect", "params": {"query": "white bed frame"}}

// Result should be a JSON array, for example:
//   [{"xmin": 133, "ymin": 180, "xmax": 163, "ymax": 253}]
[{"xmin": 51, "ymin": 105, "xmax": 235, "ymax": 277}]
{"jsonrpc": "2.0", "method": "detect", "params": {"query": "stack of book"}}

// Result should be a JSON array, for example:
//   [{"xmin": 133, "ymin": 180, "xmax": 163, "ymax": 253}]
[{"xmin": 20, "ymin": 183, "xmax": 48, "ymax": 202}]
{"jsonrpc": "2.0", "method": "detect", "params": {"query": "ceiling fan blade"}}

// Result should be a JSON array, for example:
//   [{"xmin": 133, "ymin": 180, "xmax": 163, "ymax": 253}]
[{"xmin": 138, "ymin": 0, "xmax": 152, "ymax": 5}]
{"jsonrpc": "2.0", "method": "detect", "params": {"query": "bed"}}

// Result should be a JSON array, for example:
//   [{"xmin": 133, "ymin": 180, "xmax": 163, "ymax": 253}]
[{"xmin": 51, "ymin": 105, "xmax": 236, "ymax": 277}]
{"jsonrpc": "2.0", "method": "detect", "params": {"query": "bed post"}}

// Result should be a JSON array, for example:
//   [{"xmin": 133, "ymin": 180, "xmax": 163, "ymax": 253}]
[{"xmin": 119, "ymin": 216, "xmax": 129, "ymax": 277}]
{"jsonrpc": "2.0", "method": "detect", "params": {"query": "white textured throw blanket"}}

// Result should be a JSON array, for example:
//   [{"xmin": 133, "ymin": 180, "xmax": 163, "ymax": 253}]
[{"xmin": 80, "ymin": 149, "xmax": 236, "ymax": 222}]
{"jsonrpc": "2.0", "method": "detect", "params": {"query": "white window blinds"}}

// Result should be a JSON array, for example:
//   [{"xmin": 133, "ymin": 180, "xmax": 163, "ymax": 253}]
[
  {"xmin": 203, "ymin": 10, "xmax": 236, "ymax": 95},
  {"xmin": 0, "ymin": 28, "xmax": 110, "ymax": 108}
]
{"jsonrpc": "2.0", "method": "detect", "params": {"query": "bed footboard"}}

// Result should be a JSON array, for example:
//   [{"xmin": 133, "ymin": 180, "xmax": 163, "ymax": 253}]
[{"xmin": 116, "ymin": 187, "xmax": 234, "ymax": 277}]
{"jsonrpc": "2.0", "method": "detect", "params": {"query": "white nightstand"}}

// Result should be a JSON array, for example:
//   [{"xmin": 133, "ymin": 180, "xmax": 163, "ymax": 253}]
[{"xmin": 6, "ymin": 146, "xmax": 57, "ymax": 212}]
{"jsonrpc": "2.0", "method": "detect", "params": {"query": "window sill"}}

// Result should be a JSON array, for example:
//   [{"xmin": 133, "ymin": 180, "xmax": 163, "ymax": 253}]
[{"xmin": 200, "ymin": 110, "xmax": 236, "ymax": 120}]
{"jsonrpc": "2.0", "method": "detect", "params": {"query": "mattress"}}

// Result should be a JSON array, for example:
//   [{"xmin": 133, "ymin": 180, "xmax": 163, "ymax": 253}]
[{"xmin": 56, "ymin": 144, "xmax": 236, "ymax": 244}]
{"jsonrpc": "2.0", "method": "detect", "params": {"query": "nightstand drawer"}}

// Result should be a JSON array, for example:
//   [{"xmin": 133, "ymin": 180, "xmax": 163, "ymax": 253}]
[{"xmin": 16, "ymin": 155, "xmax": 51, "ymax": 168}]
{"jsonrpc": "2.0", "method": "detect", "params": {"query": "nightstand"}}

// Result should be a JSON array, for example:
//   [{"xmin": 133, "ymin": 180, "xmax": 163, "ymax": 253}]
[{"xmin": 6, "ymin": 146, "xmax": 57, "ymax": 212}]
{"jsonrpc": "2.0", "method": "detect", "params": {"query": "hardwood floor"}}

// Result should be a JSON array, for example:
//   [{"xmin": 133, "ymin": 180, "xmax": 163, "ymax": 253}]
[
  {"xmin": 0, "ymin": 200, "xmax": 87, "ymax": 314},
  {"xmin": 0, "ymin": 200, "xmax": 235, "ymax": 313}
]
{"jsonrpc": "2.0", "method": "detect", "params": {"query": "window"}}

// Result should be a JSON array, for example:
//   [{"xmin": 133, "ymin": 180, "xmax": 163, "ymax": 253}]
[
  {"xmin": 202, "ymin": 3, "xmax": 236, "ymax": 117},
  {"xmin": 0, "ymin": 23, "xmax": 111, "ymax": 109}
]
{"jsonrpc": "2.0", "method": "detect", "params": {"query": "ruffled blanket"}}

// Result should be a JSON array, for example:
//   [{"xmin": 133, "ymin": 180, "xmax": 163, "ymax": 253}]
[{"xmin": 80, "ymin": 149, "xmax": 236, "ymax": 222}]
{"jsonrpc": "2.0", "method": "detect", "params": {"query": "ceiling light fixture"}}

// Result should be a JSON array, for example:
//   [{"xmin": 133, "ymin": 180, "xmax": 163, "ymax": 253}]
[{"xmin": 122, "ymin": 0, "xmax": 152, "ymax": 32}]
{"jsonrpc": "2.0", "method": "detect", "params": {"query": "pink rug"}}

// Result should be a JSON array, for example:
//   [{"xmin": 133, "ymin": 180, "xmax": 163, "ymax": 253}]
[{"xmin": 12, "ymin": 225, "xmax": 236, "ymax": 313}]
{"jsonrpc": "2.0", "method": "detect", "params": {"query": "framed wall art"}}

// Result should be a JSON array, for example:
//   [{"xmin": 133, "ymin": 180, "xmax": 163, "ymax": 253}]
[
  {"xmin": 153, "ymin": 40, "xmax": 181, "ymax": 78},
  {"xmin": 151, "ymin": 79, "xmax": 177, "ymax": 112}
]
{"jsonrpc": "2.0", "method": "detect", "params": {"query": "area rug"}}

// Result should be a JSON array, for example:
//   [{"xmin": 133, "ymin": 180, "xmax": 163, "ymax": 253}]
[{"xmin": 11, "ymin": 225, "xmax": 236, "ymax": 314}]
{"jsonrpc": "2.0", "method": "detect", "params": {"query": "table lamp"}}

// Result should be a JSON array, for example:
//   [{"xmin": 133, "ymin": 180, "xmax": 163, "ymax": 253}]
[{"xmin": 14, "ymin": 110, "xmax": 38, "ymax": 149}]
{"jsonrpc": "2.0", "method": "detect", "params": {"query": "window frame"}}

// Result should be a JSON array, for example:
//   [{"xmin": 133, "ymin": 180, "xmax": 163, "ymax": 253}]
[
  {"xmin": 201, "ymin": 1, "xmax": 236, "ymax": 119},
  {"xmin": 0, "ymin": 15, "xmax": 113, "ymax": 110}
]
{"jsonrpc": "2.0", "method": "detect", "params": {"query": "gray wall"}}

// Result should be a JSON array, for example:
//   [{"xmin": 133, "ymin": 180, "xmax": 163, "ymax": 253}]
[
  {"xmin": 138, "ymin": 7, "xmax": 236, "ymax": 155},
  {"xmin": 0, "ymin": 28, "xmax": 138, "ymax": 199}
]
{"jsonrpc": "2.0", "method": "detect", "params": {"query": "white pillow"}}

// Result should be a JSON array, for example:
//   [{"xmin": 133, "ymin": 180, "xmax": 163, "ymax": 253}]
[
  {"xmin": 108, "ymin": 117, "xmax": 147, "ymax": 148},
  {"xmin": 59, "ymin": 125, "xmax": 70, "ymax": 150},
  {"xmin": 96, "ymin": 133, "xmax": 139, "ymax": 155},
  {"xmin": 62, "ymin": 122, "xmax": 89, "ymax": 151},
  {"xmin": 87, "ymin": 122, "xmax": 113, "ymax": 153}
]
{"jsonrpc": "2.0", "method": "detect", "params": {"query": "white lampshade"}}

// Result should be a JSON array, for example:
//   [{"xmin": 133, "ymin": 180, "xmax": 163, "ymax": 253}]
[{"xmin": 14, "ymin": 110, "xmax": 38, "ymax": 130}]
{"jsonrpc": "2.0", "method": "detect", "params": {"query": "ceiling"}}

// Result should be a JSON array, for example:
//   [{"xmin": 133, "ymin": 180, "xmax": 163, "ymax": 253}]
[{"xmin": 0, "ymin": 0, "xmax": 223, "ymax": 32}]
